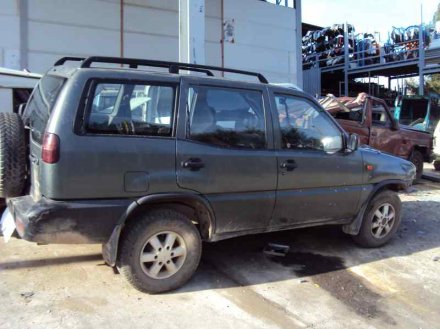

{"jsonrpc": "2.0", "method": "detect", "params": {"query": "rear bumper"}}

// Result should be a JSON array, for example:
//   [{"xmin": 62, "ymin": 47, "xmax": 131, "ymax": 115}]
[{"xmin": 7, "ymin": 195, "xmax": 130, "ymax": 244}]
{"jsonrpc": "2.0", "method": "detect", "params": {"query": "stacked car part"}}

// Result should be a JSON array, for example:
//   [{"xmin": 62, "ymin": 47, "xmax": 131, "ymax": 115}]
[{"xmin": 303, "ymin": 24, "xmax": 434, "ymax": 69}]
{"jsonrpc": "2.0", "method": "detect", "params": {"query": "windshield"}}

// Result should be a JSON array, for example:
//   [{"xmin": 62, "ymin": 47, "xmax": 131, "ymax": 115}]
[
  {"xmin": 24, "ymin": 75, "xmax": 65, "ymax": 144},
  {"xmin": 399, "ymin": 99, "xmax": 429, "ymax": 125}
]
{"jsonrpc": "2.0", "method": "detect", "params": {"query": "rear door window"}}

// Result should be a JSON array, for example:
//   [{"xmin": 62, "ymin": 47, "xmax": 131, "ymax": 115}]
[
  {"xmin": 187, "ymin": 85, "xmax": 266, "ymax": 149},
  {"xmin": 24, "ymin": 75, "xmax": 65, "ymax": 144},
  {"xmin": 274, "ymin": 94, "xmax": 343, "ymax": 153}
]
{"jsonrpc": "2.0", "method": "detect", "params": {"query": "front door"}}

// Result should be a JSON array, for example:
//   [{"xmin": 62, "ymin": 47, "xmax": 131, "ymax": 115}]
[
  {"xmin": 176, "ymin": 79, "xmax": 277, "ymax": 235},
  {"xmin": 269, "ymin": 91, "xmax": 364, "ymax": 228},
  {"xmin": 369, "ymin": 98, "xmax": 406, "ymax": 157}
]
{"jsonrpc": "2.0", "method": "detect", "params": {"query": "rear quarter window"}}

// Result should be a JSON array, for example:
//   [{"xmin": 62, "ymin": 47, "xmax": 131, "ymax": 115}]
[
  {"xmin": 84, "ymin": 81, "xmax": 176, "ymax": 137},
  {"xmin": 24, "ymin": 75, "xmax": 65, "ymax": 144}
]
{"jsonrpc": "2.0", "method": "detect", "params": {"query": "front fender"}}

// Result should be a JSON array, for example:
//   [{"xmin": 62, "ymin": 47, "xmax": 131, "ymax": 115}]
[{"xmin": 342, "ymin": 179, "xmax": 409, "ymax": 235}]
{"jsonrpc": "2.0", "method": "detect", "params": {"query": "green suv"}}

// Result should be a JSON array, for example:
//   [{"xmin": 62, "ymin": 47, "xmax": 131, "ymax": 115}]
[{"xmin": 0, "ymin": 57, "xmax": 415, "ymax": 293}]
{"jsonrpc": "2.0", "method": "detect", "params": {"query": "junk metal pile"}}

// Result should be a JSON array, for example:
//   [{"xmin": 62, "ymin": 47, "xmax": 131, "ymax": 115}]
[{"xmin": 302, "ymin": 24, "xmax": 434, "ymax": 69}]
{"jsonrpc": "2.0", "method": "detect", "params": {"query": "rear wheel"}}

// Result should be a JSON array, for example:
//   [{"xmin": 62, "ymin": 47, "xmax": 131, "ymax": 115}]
[
  {"xmin": 353, "ymin": 190, "xmax": 401, "ymax": 248},
  {"xmin": 117, "ymin": 209, "xmax": 202, "ymax": 293},
  {"xmin": 410, "ymin": 150, "xmax": 424, "ymax": 180},
  {"xmin": 0, "ymin": 113, "xmax": 27, "ymax": 198},
  {"xmin": 434, "ymin": 160, "xmax": 440, "ymax": 171}
]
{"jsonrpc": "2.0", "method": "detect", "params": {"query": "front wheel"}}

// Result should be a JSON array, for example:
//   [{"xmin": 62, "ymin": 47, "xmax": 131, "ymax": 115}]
[
  {"xmin": 117, "ymin": 209, "xmax": 202, "ymax": 293},
  {"xmin": 434, "ymin": 160, "xmax": 440, "ymax": 171},
  {"xmin": 353, "ymin": 190, "xmax": 401, "ymax": 248}
]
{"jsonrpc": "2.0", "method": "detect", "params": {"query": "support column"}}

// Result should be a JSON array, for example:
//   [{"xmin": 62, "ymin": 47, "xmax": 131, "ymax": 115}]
[
  {"xmin": 120, "ymin": 0, "xmax": 124, "ymax": 59},
  {"xmin": 295, "ymin": 0, "xmax": 303, "ymax": 88},
  {"xmin": 344, "ymin": 22, "xmax": 349, "ymax": 96},
  {"xmin": 179, "ymin": 0, "xmax": 205, "ymax": 65},
  {"xmin": 18, "ymin": 0, "xmax": 28, "ymax": 70},
  {"xmin": 418, "ymin": 22, "xmax": 425, "ymax": 96}
]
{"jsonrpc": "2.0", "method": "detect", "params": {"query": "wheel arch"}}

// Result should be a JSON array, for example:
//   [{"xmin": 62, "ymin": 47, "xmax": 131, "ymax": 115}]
[
  {"xmin": 342, "ymin": 179, "xmax": 407, "ymax": 236},
  {"xmin": 412, "ymin": 145, "xmax": 430, "ymax": 162},
  {"xmin": 102, "ymin": 193, "xmax": 216, "ymax": 267}
]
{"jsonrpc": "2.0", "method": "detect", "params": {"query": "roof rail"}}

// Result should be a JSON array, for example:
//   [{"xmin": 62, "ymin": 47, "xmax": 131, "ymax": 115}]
[
  {"xmin": 54, "ymin": 57, "xmax": 86, "ymax": 66},
  {"xmin": 78, "ymin": 56, "xmax": 269, "ymax": 83}
]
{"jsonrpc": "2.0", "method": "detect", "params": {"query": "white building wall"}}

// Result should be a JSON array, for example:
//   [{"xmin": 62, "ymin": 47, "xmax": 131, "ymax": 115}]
[
  {"xmin": 0, "ymin": 1, "xmax": 21, "ymax": 69},
  {"xmin": 0, "ymin": 0, "xmax": 300, "ymax": 85}
]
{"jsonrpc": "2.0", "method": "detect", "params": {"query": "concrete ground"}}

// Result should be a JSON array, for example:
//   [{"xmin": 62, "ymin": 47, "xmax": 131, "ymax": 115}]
[{"xmin": 1, "ymin": 181, "xmax": 439, "ymax": 329}]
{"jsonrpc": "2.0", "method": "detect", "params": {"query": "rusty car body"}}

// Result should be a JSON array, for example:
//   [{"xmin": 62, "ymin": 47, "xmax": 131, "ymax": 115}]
[{"xmin": 320, "ymin": 93, "xmax": 434, "ymax": 178}]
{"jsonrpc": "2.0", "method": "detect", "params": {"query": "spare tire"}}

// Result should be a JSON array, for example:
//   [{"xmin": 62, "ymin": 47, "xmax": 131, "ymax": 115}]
[{"xmin": 0, "ymin": 113, "xmax": 26, "ymax": 198}]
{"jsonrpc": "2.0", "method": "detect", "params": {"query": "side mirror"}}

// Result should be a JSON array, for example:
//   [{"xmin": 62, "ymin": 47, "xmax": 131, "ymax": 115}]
[
  {"xmin": 391, "ymin": 118, "xmax": 399, "ymax": 130},
  {"xmin": 346, "ymin": 133, "xmax": 359, "ymax": 152}
]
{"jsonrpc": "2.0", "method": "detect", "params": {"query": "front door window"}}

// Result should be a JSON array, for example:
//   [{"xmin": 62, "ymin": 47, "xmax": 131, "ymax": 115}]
[{"xmin": 274, "ymin": 95, "xmax": 343, "ymax": 154}]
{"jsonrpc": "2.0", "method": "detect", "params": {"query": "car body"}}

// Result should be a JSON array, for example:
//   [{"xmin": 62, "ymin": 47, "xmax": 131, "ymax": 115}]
[
  {"xmin": 4, "ymin": 56, "xmax": 416, "ymax": 292},
  {"xmin": 320, "ymin": 93, "xmax": 434, "ymax": 178}
]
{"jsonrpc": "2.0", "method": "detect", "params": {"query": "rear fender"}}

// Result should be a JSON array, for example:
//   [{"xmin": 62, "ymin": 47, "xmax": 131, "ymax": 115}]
[{"xmin": 102, "ymin": 193, "xmax": 215, "ymax": 266}]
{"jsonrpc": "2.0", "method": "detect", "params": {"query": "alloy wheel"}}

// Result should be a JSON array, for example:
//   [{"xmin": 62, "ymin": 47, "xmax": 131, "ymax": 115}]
[
  {"xmin": 371, "ymin": 203, "xmax": 396, "ymax": 239},
  {"xmin": 139, "ymin": 231, "xmax": 187, "ymax": 279}
]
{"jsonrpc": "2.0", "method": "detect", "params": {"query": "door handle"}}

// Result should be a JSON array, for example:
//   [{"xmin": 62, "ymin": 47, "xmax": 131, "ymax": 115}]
[
  {"xmin": 280, "ymin": 159, "xmax": 297, "ymax": 171},
  {"xmin": 182, "ymin": 158, "xmax": 205, "ymax": 171}
]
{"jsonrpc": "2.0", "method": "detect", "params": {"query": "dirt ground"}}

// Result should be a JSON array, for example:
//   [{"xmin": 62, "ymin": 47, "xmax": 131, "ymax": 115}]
[{"xmin": 1, "ymin": 180, "xmax": 439, "ymax": 329}]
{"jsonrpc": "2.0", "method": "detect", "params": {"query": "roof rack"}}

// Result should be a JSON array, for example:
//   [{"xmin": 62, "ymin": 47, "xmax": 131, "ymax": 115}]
[
  {"xmin": 53, "ymin": 56, "xmax": 269, "ymax": 84},
  {"xmin": 54, "ymin": 57, "xmax": 86, "ymax": 66}
]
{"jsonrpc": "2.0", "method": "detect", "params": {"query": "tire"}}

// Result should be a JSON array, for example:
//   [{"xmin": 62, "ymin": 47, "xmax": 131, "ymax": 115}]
[
  {"xmin": 409, "ymin": 150, "xmax": 424, "ymax": 180},
  {"xmin": 0, "ymin": 113, "xmax": 26, "ymax": 198},
  {"xmin": 353, "ymin": 190, "xmax": 401, "ymax": 248},
  {"xmin": 434, "ymin": 160, "xmax": 440, "ymax": 171},
  {"xmin": 117, "ymin": 209, "xmax": 202, "ymax": 293}
]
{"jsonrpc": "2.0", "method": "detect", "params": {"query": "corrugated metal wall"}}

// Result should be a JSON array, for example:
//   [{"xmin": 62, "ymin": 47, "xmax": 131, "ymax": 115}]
[
  {"xmin": 303, "ymin": 67, "xmax": 321, "ymax": 97},
  {"xmin": 0, "ymin": 0, "xmax": 299, "ymax": 84}
]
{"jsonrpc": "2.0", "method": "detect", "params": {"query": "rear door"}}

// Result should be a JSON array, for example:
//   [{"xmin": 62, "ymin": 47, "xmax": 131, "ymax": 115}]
[
  {"xmin": 176, "ymin": 77, "xmax": 277, "ymax": 234},
  {"xmin": 269, "ymin": 89, "xmax": 364, "ymax": 228}
]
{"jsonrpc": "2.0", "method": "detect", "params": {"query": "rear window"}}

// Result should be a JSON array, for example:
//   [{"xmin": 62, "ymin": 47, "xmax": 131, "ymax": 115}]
[{"xmin": 24, "ymin": 75, "xmax": 65, "ymax": 144}]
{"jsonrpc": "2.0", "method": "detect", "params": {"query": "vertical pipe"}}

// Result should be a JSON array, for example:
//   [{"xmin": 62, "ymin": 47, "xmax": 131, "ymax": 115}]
[
  {"xmin": 418, "ymin": 2, "xmax": 424, "ymax": 96},
  {"xmin": 120, "ymin": 0, "xmax": 124, "ymax": 59},
  {"xmin": 220, "ymin": 0, "xmax": 224, "ymax": 76},
  {"xmin": 344, "ymin": 22, "xmax": 349, "ymax": 96}
]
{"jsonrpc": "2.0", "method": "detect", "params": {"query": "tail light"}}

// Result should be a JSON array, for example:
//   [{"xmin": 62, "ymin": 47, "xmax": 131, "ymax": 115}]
[{"xmin": 42, "ymin": 133, "xmax": 60, "ymax": 164}]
